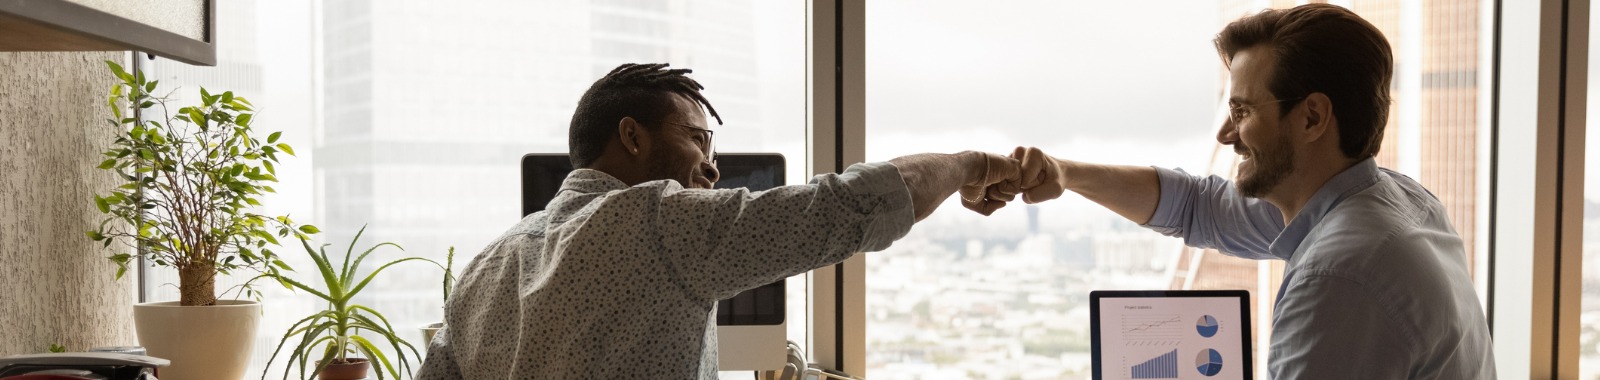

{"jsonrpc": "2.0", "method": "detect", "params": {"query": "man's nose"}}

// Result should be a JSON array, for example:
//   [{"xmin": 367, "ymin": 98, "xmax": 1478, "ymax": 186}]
[
  {"xmin": 702, "ymin": 162, "xmax": 720, "ymax": 184},
  {"xmin": 1217, "ymin": 118, "xmax": 1239, "ymax": 146}
]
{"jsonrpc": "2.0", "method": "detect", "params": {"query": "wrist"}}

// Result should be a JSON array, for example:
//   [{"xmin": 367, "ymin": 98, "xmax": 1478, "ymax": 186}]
[
  {"xmin": 960, "ymin": 151, "xmax": 989, "ymax": 186},
  {"xmin": 1056, "ymin": 157, "xmax": 1075, "ymax": 190}
]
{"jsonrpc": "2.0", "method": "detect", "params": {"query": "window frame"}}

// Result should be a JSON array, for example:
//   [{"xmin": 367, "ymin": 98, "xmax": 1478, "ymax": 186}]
[{"xmin": 1493, "ymin": 0, "xmax": 1588, "ymax": 378}]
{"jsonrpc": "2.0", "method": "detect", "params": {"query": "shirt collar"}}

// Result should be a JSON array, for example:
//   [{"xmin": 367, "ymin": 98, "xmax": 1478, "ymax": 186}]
[
  {"xmin": 1268, "ymin": 158, "xmax": 1382, "ymax": 259},
  {"xmin": 559, "ymin": 169, "xmax": 631, "ymax": 194}
]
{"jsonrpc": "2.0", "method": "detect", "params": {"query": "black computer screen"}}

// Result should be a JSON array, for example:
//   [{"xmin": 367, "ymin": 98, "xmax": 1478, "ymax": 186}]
[{"xmin": 520, "ymin": 153, "xmax": 787, "ymax": 325}]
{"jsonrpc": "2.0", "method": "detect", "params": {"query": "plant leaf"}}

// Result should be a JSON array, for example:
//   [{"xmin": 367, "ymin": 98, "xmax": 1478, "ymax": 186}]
[
  {"xmin": 105, "ymin": 60, "xmax": 132, "ymax": 83},
  {"xmin": 350, "ymin": 335, "xmax": 399, "ymax": 380},
  {"xmin": 300, "ymin": 238, "xmax": 343, "ymax": 302},
  {"xmin": 345, "ymin": 257, "xmax": 431, "ymax": 299},
  {"xmin": 264, "ymin": 273, "xmax": 334, "ymax": 302}
]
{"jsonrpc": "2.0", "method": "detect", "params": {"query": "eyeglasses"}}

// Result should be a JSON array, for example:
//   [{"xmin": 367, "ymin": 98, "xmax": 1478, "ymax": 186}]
[
  {"xmin": 1227, "ymin": 96, "xmax": 1305, "ymax": 124},
  {"xmin": 640, "ymin": 119, "xmax": 716, "ymax": 164}
]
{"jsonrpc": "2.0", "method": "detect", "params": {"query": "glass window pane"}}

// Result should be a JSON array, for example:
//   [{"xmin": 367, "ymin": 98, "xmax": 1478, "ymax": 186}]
[
  {"xmin": 143, "ymin": 0, "xmax": 806, "ymax": 378},
  {"xmin": 864, "ymin": 1, "xmax": 1487, "ymax": 378}
]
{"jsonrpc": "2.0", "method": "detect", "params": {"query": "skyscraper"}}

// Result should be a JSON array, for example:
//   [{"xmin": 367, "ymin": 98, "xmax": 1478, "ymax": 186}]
[
  {"xmin": 1183, "ymin": 0, "xmax": 1484, "ymax": 373},
  {"xmin": 316, "ymin": 0, "xmax": 765, "ymax": 360}
]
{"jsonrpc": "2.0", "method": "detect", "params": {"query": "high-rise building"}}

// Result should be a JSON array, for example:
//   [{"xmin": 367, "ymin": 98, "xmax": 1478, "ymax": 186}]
[
  {"xmin": 141, "ymin": 1, "xmax": 328, "ymax": 376},
  {"xmin": 1182, "ymin": 0, "xmax": 1483, "ymax": 373},
  {"xmin": 316, "ymin": 0, "xmax": 765, "ymax": 360}
]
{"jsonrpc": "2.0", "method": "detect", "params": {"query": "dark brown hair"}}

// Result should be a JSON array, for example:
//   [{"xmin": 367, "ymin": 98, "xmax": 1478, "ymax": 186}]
[{"xmin": 1216, "ymin": 4, "xmax": 1394, "ymax": 160}]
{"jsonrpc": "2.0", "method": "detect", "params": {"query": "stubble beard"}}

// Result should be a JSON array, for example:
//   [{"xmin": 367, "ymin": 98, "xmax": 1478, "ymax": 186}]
[
  {"xmin": 644, "ymin": 147, "xmax": 694, "ymax": 188},
  {"xmin": 1236, "ymin": 138, "xmax": 1294, "ymax": 198}
]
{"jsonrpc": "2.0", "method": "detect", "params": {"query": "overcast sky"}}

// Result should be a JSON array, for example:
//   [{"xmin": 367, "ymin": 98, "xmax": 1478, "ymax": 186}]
[{"xmin": 865, "ymin": 1, "xmax": 1223, "ymax": 150}]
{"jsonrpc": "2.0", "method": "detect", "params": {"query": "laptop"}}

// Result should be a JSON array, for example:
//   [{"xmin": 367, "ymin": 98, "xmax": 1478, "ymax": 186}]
[
  {"xmin": 520, "ymin": 152, "xmax": 789, "ymax": 370},
  {"xmin": 1090, "ymin": 290, "xmax": 1253, "ymax": 380}
]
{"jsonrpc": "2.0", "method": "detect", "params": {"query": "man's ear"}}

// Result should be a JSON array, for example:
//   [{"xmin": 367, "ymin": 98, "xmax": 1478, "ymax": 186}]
[
  {"xmin": 1300, "ymin": 92, "xmax": 1335, "ymax": 142},
  {"xmin": 617, "ymin": 117, "xmax": 648, "ymax": 156}
]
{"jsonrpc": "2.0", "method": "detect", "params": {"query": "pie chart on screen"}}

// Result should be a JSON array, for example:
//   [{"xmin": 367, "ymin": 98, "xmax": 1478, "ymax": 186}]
[
  {"xmin": 1196, "ymin": 315, "xmax": 1219, "ymax": 338},
  {"xmin": 1195, "ymin": 348, "xmax": 1223, "ymax": 376}
]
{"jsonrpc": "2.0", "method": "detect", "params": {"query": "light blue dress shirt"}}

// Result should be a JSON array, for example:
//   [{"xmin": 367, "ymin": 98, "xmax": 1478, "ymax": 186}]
[{"xmin": 1142, "ymin": 158, "xmax": 1495, "ymax": 379}]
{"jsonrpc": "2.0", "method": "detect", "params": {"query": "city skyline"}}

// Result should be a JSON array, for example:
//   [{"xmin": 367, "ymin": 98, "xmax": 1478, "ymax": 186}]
[{"xmin": 124, "ymin": 0, "xmax": 1585, "ymax": 379}]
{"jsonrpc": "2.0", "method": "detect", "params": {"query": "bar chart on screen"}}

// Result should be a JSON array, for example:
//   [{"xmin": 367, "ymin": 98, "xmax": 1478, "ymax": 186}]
[
  {"xmin": 1094, "ymin": 292, "xmax": 1250, "ymax": 379},
  {"xmin": 1128, "ymin": 349, "xmax": 1180, "ymax": 379}
]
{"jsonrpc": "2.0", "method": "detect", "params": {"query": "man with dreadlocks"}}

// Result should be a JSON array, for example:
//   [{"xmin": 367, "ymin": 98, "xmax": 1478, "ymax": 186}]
[{"xmin": 415, "ymin": 63, "xmax": 1021, "ymax": 378}]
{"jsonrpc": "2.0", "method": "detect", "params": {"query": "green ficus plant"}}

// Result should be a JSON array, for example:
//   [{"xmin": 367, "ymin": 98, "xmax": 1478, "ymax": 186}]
[
  {"xmin": 260, "ymin": 226, "xmax": 436, "ymax": 380},
  {"xmin": 87, "ymin": 60, "xmax": 317, "ymax": 307}
]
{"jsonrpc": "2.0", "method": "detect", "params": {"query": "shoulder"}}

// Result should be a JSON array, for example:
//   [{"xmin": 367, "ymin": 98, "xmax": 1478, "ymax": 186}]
[
  {"xmin": 1305, "ymin": 172, "xmax": 1456, "ymax": 260},
  {"xmin": 1291, "ymin": 174, "xmax": 1469, "ymax": 300}
]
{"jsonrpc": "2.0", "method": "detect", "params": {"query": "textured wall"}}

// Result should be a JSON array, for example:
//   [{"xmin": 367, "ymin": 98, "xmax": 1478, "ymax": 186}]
[{"xmin": 0, "ymin": 52, "xmax": 137, "ymax": 355}]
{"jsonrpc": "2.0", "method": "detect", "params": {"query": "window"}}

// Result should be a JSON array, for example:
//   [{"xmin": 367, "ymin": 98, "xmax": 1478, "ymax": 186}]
[
  {"xmin": 863, "ymin": 1, "xmax": 1489, "ymax": 378},
  {"xmin": 140, "ymin": 0, "xmax": 806, "ymax": 378},
  {"xmin": 1582, "ymin": 1, "xmax": 1600, "ymax": 375}
]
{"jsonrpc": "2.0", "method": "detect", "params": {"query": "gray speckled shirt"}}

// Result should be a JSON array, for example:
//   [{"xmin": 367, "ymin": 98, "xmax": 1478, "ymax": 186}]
[
  {"xmin": 1143, "ymin": 158, "xmax": 1494, "ymax": 379},
  {"xmin": 416, "ymin": 162, "xmax": 914, "ymax": 379}
]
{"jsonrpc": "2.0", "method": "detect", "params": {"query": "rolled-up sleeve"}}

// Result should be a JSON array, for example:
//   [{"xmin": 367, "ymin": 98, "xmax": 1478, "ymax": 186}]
[
  {"xmin": 655, "ymin": 161, "xmax": 915, "ymax": 301},
  {"xmin": 1141, "ymin": 166, "xmax": 1285, "ymax": 259}
]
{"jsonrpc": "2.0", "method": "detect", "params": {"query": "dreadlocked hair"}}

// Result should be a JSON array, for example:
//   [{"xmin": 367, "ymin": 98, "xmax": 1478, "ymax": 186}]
[{"xmin": 568, "ymin": 63, "xmax": 722, "ymax": 168}]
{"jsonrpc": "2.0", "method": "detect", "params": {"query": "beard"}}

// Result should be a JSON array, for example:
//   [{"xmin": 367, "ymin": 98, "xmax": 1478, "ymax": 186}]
[
  {"xmin": 644, "ymin": 145, "xmax": 699, "ymax": 188},
  {"xmin": 1235, "ymin": 133, "xmax": 1295, "ymax": 198}
]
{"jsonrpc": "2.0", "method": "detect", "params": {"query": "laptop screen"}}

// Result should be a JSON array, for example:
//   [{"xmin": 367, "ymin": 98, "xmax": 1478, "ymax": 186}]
[
  {"xmin": 1090, "ymin": 290, "xmax": 1253, "ymax": 380},
  {"xmin": 520, "ymin": 153, "xmax": 788, "ymax": 325}
]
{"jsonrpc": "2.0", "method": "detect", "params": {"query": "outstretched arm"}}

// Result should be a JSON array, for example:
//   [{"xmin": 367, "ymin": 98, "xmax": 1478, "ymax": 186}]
[
  {"xmin": 1011, "ymin": 146, "xmax": 1161, "ymax": 224},
  {"xmin": 890, "ymin": 151, "xmax": 1020, "ymax": 221},
  {"xmin": 1007, "ymin": 146, "xmax": 1282, "ymax": 257}
]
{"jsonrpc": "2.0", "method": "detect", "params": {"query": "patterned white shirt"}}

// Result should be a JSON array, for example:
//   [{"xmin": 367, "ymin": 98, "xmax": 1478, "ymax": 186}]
[{"xmin": 415, "ymin": 162, "xmax": 914, "ymax": 379}]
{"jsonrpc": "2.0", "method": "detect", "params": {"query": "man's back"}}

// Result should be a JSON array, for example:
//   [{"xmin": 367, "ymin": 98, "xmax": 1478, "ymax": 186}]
[
  {"xmin": 1142, "ymin": 159, "xmax": 1494, "ymax": 379},
  {"xmin": 1267, "ymin": 165, "xmax": 1494, "ymax": 379},
  {"xmin": 416, "ymin": 164, "xmax": 915, "ymax": 379}
]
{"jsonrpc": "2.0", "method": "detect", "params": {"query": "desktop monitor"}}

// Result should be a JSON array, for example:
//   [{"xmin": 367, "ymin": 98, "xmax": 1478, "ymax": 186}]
[
  {"xmin": 1090, "ymin": 290, "xmax": 1253, "ymax": 380},
  {"xmin": 521, "ymin": 153, "xmax": 788, "ymax": 370}
]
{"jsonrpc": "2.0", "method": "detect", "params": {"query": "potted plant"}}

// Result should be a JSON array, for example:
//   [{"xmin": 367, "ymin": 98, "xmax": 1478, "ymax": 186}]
[
  {"xmin": 419, "ymin": 246, "xmax": 455, "ymax": 346},
  {"xmin": 261, "ymin": 226, "xmax": 435, "ymax": 380},
  {"xmin": 87, "ymin": 61, "xmax": 314, "ymax": 379}
]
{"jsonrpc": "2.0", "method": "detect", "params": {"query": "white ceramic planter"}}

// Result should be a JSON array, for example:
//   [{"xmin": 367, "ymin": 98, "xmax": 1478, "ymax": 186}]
[
  {"xmin": 133, "ymin": 300, "xmax": 261, "ymax": 380},
  {"xmin": 420, "ymin": 322, "xmax": 444, "ymax": 348}
]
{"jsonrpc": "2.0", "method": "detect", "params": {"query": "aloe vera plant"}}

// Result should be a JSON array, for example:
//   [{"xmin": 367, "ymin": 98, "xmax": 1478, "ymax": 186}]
[{"xmin": 260, "ymin": 226, "xmax": 437, "ymax": 380}]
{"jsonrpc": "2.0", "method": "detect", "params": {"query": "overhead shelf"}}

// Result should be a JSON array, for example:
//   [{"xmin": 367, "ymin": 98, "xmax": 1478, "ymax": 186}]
[{"xmin": 0, "ymin": 0, "xmax": 215, "ymax": 66}]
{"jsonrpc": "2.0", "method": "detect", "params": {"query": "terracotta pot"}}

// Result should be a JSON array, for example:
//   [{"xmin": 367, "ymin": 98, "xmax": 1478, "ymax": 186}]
[
  {"xmin": 133, "ymin": 300, "xmax": 261, "ymax": 380},
  {"xmin": 316, "ymin": 358, "xmax": 370, "ymax": 380}
]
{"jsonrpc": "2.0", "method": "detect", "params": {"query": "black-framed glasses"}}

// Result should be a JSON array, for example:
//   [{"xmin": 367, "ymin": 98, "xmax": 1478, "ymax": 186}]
[
  {"xmin": 1227, "ymin": 96, "xmax": 1306, "ymax": 124},
  {"xmin": 639, "ymin": 119, "xmax": 716, "ymax": 164}
]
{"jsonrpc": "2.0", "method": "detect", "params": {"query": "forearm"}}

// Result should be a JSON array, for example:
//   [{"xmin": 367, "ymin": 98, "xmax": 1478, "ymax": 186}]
[
  {"xmin": 889, "ymin": 151, "xmax": 986, "ymax": 221},
  {"xmin": 1060, "ymin": 160, "xmax": 1162, "ymax": 224}
]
